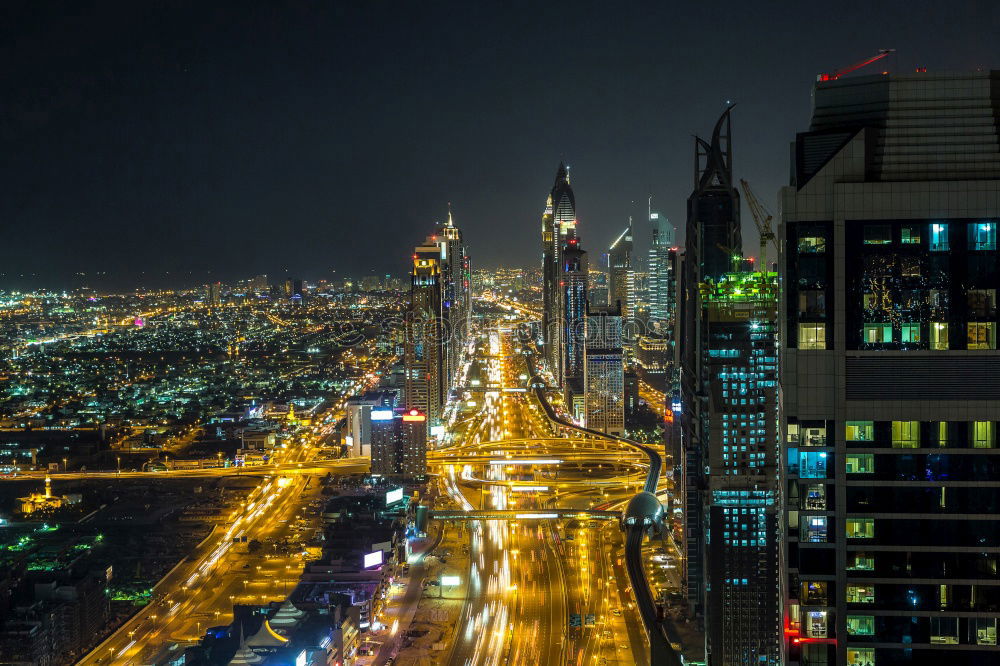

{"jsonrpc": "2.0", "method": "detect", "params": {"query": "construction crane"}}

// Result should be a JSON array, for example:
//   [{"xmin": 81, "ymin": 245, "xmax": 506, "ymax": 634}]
[
  {"xmin": 739, "ymin": 179, "xmax": 779, "ymax": 270},
  {"xmin": 818, "ymin": 49, "xmax": 895, "ymax": 82}
]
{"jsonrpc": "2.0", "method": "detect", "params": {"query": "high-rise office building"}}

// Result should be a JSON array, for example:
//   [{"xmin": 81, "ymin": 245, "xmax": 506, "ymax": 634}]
[
  {"xmin": 584, "ymin": 303, "xmax": 625, "ymax": 436},
  {"xmin": 370, "ymin": 407, "xmax": 427, "ymax": 477},
  {"xmin": 679, "ymin": 106, "xmax": 782, "ymax": 662},
  {"xmin": 780, "ymin": 71, "xmax": 1000, "ymax": 666},
  {"xmin": 405, "ymin": 241, "xmax": 445, "ymax": 426},
  {"xmin": 699, "ymin": 270, "xmax": 780, "ymax": 665},
  {"xmin": 542, "ymin": 163, "xmax": 577, "ymax": 385},
  {"xmin": 608, "ymin": 219, "xmax": 634, "ymax": 318},
  {"xmin": 639, "ymin": 203, "xmax": 678, "ymax": 392},
  {"xmin": 437, "ymin": 206, "xmax": 469, "ymax": 395},
  {"xmin": 648, "ymin": 203, "xmax": 677, "ymax": 327},
  {"xmin": 562, "ymin": 239, "xmax": 589, "ymax": 384}
]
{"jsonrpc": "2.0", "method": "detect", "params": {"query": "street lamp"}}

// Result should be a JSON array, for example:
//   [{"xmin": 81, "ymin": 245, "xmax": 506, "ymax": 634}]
[
  {"xmin": 117, "ymin": 456, "xmax": 121, "ymax": 475},
  {"xmin": 62, "ymin": 458, "xmax": 67, "ymax": 472}
]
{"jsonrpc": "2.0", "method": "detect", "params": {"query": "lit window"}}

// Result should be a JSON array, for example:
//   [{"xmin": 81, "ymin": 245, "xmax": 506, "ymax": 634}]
[
  {"xmin": 891, "ymin": 421, "xmax": 920, "ymax": 448},
  {"xmin": 845, "ymin": 453, "xmax": 874, "ymax": 474},
  {"xmin": 804, "ymin": 484, "xmax": 826, "ymax": 510},
  {"xmin": 847, "ymin": 647, "xmax": 875, "ymax": 666},
  {"xmin": 935, "ymin": 421, "xmax": 949, "ymax": 447},
  {"xmin": 863, "ymin": 225, "xmax": 892, "ymax": 245},
  {"xmin": 798, "ymin": 323, "xmax": 826, "ymax": 350},
  {"xmin": 930, "ymin": 616, "xmax": 959, "ymax": 644},
  {"xmin": 798, "ymin": 236, "xmax": 826, "ymax": 253},
  {"xmin": 801, "ymin": 515, "xmax": 828, "ymax": 543},
  {"xmin": 786, "ymin": 423, "xmax": 800, "ymax": 444},
  {"xmin": 800, "ymin": 425, "xmax": 827, "ymax": 447},
  {"xmin": 800, "ymin": 580, "xmax": 828, "ymax": 605},
  {"xmin": 805, "ymin": 610, "xmax": 828, "ymax": 638},
  {"xmin": 846, "ymin": 421, "xmax": 874, "ymax": 442},
  {"xmin": 973, "ymin": 421, "xmax": 995, "ymax": 449},
  {"xmin": 975, "ymin": 618, "xmax": 997, "ymax": 645},
  {"xmin": 799, "ymin": 451, "xmax": 828, "ymax": 479},
  {"xmin": 846, "ymin": 615, "xmax": 875, "ymax": 636},
  {"xmin": 968, "ymin": 322, "xmax": 996, "ymax": 350},
  {"xmin": 901, "ymin": 225, "xmax": 922, "ymax": 244},
  {"xmin": 930, "ymin": 223, "xmax": 949, "ymax": 251},
  {"xmin": 845, "ymin": 585, "xmax": 875, "ymax": 604},
  {"xmin": 863, "ymin": 323, "xmax": 892, "ymax": 344},
  {"xmin": 930, "ymin": 322, "xmax": 949, "ymax": 350},
  {"xmin": 847, "ymin": 552, "xmax": 875, "ymax": 571},
  {"xmin": 969, "ymin": 222, "xmax": 997, "ymax": 251},
  {"xmin": 901, "ymin": 323, "xmax": 920, "ymax": 344},
  {"xmin": 846, "ymin": 518, "xmax": 875, "ymax": 539}
]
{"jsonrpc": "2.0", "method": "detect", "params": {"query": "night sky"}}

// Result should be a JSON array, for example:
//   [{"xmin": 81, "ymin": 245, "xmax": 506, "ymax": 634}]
[{"xmin": 3, "ymin": 1, "xmax": 996, "ymax": 290}]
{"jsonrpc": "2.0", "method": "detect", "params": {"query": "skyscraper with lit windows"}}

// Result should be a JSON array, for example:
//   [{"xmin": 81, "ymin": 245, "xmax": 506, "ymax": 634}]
[
  {"xmin": 405, "ymin": 239, "xmax": 445, "ymax": 426},
  {"xmin": 780, "ymin": 71, "xmax": 1000, "ymax": 666},
  {"xmin": 542, "ymin": 162, "xmax": 577, "ymax": 386}
]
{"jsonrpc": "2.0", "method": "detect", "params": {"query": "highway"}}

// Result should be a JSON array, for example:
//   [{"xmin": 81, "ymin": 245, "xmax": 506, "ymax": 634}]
[{"xmin": 431, "ymin": 326, "xmax": 651, "ymax": 666}]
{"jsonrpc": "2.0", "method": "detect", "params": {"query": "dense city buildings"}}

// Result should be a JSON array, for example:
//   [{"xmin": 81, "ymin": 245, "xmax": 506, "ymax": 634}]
[
  {"xmin": 780, "ymin": 71, "xmax": 1000, "ymax": 666},
  {"xmin": 7, "ymin": 9, "xmax": 999, "ymax": 662}
]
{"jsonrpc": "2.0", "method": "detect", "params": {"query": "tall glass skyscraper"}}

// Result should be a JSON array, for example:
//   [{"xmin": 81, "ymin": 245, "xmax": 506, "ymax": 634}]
[
  {"xmin": 780, "ymin": 71, "xmax": 1000, "ymax": 666},
  {"xmin": 542, "ymin": 162, "xmax": 577, "ymax": 386}
]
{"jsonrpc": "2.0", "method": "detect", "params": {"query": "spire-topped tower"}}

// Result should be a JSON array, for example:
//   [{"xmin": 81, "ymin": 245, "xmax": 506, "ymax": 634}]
[{"xmin": 542, "ymin": 161, "xmax": 579, "ymax": 385}]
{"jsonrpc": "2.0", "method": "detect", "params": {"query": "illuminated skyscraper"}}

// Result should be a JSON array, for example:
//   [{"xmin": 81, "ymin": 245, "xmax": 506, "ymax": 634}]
[
  {"xmin": 679, "ymin": 106, "xmax": 780, "ymax": 662},
  {"xmin": 561, "ymin": 239, "xmax": 588, "ymax": 384},
  {"xmin": 405, "ymin": 240, "xmax": 445, "ymax": 425},
  {"xmin": 541, "ymin": 162, "xmax": 577, "ymax": 385},
  {"xmin": 648, "ymin": 202, "xmax": 676, "ymax": 326},
  {"xmin": 608, "ymin": 219, "xmax": 634, "ymax": 319},
  {"xmin": 436, "ymin": 206, "xmax": 469, "ymax": 397},
  {"xmin": 780, "ymin": 71, "xmax": 1000, "ymax": 666},
  {"xmin": 699, "ymin": 271, "xmax": 780, "ymax": 665},
  {"xmin": 584, "ymin": 303, "xmax": 625, "ymax": 436}
]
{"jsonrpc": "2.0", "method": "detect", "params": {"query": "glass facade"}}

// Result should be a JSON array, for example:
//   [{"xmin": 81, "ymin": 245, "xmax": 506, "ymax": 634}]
[{"xmin": 844, "ymin": 219, "xmax": 999, "ymax": 351}]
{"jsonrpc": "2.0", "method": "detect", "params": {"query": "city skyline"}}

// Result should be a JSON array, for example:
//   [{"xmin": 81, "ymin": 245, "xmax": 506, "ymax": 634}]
[
  {"xmin": 4, "ymin": 1, "xmax": 997, "ymax": 289},
  {"xmin": 4, "ymin": 4, "xmax": 1000, "ymax": 666}
]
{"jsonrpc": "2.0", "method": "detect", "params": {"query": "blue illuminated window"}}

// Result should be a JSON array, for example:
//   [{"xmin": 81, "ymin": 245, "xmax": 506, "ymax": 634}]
[
  {"xmin": 970, "ymin": 222, "xmax": 997, "ymax": 251},
  {"xmin": 930, "ymin": 223, "xmax": 949, "ymax": 251}
]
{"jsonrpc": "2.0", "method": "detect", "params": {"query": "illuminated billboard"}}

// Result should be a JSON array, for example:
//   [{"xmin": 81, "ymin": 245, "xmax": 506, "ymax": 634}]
[
  {"xmin": 363, "ymin": 551, "xmax": 383, "ymax": 568},
  {"xmin": 402, "ymin": 408, "xmax": 425, "ymax": 422},
  {"xmin": 371, "ymin": 409, "xmax": 394, "ymax": 422},
  {"xmin": 385, "ymin": 487, "xmax": 404, "ymax": 506},
  {"xmin": 441, "ymin": 575, "xmax": 461, "ymax": 586}
]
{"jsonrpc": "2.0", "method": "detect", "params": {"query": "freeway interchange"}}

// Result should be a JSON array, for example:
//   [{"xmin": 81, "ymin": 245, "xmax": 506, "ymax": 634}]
[{"xmin": 427, "ymin": 324, "xmax": 677, "ymax": 666}]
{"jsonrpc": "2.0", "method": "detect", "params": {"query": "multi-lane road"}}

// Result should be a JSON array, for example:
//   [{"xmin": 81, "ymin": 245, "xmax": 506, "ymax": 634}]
[{"xmin": 430, "ymin": 326, "xmax": 656, "ymax": 666}]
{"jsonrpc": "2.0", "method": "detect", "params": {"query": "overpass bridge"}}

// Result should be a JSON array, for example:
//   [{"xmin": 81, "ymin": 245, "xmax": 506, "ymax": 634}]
[{"xmin": 429, "ymin": 508, "xmax": 620, "ymax": 521}]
